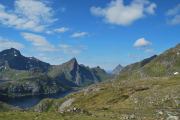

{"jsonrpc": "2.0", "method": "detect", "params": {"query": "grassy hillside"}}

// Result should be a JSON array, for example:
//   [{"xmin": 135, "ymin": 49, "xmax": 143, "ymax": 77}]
[
  {"xmin": 118, "ymin": 44, "xmax": 180, "ymax": 80},
  {"xmin": 1, "ymin": 76, "xmax": 179, "ymax": 120}
]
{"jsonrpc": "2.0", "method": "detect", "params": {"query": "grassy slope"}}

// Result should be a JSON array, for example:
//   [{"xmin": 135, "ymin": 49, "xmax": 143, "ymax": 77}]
[
  {"xmin": 0, "ymin": 76, "xmax": 179, "ymax": 120},
  {"xmin": 118, "ymin": 44, "xmax": 180, "ymax": 81},
  {"xmin": 0, "ymin": 112, "xmax": 112, "ymax": 120}
]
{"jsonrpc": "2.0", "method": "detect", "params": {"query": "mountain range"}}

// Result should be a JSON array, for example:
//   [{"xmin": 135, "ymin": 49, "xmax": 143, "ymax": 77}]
[
  {"xmin": 0, "ymin": 48, "xmax": 110, "ymax": 97},
  {"xmin": 0, "ymin": 44, "xmax": 179, "ymax": 120},
  {"xmin": 29, "ymin": 43, "xmax": 180, "ymax": 119}
]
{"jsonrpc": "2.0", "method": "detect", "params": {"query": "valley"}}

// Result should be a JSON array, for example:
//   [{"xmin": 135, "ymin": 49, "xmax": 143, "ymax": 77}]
[{"xmin": 0, "ymin": 44, "xmax": 179, "ymax": 120}]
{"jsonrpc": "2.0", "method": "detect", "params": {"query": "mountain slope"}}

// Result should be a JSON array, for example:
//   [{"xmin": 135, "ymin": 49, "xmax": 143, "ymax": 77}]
[
  {"xmin": 0, "ymin": 48, "xmax": 110, "ymax": 97},
  {"xmin": 29, "ymin": 44, "xmax": 180, "ymax": 120},
  {"xmin": 118, "ymin": 44, "xmax": 180, "ymax": 79},
  {"xmin": 48, "ymin": 58, "xmax": 111, "ymax": 87}
]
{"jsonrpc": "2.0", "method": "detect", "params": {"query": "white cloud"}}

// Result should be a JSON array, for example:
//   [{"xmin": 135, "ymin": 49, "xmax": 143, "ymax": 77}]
[
  {"xmin": 0, "ymin": 37, "xmax": 24, "ymax": 51},
  {"xmin": 71, "ymin": 32, "xmax": 88, "ymax": 38},
  {"xmin": 166, "ymin": 4, "xmax": 180, "ymax": 25},
  {"xmin": 59, "ymin": 44, "xmax": 86, "ymax": 55},
  {"xmin": 21, "ymin": 32, "xmax": 86, "ymax": 54},
  {"xmin": 134, "ymin": 38, "xmax": 151, "ymax": 48},
  {"xmin": 0, "ymin": 0, "xmax": 56, "ymax": 32},
  {"xmin": 54, "ymin": 27, "xmax": 69, "ymax": 33},
  {"xmin": 21, "ymin": 32, "xmax": 57, "ymax": 52},
  {"xmin": 90, "ymin": 0, "xmax": 156, "ymax": 26}
]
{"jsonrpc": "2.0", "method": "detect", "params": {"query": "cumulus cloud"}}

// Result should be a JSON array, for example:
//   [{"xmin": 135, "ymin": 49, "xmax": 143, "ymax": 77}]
[
  {"xmin": 0, "ymin": 0, "xmax": 56, "ymax": 32},
  {"xmin": 21, "ymin": 32, "xmax": 57, "ymax": 52},
  {"xmin": 21, "ymin": 32, "xmax": 86, "ymax": 54},
  {"xmin": 134, "ymin": 38, "xmax": 151, "ymax": 48},
  {"xmin": 0, "ymin": 37, "xmax": 24, "ymax": 51},
  {"xmin": 166, "ymin": 4, "xmax": 180, "ymax": 25},
  {"xmin": 90, "ymin": 0, "xmax": 156, "ymax": 26},
  {"xmin": 71, "ymin": 32, "xmax": 88, "ymax": 38}
]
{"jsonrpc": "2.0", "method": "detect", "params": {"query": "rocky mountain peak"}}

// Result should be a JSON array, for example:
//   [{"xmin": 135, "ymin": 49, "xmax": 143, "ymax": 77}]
[
  {"xmin": 69, "ymin": 57, "xmax": 78, "ymax": 64},
  {"xmin": 66, "ymin": 58, "xmax": 78, "ymax": 69},
  {"xmin": 112, "ymin": 64, "xmax": 123, "ymax": 75},
  {"xmin": 0, "ymin": 48, "xmax": 21, "ymax": 58},
  {"xmin": 0, "ymin": 48, "xmax": 50, "ymax": 71}
]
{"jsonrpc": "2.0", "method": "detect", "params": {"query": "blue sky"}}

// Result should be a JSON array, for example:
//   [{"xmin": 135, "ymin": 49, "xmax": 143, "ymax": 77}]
[{"xmin": 0, "ymin": 0, "xmax": 179, "ymax": 70}]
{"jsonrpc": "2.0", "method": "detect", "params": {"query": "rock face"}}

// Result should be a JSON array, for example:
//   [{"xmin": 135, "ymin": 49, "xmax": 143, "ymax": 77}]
[
  {"xmin": 0, "ymin": 48, "xmax": 110, "ymax": 97},
  {"xmin": 112, "ymin": 64, "xmax": 123, "ymax": 75}
]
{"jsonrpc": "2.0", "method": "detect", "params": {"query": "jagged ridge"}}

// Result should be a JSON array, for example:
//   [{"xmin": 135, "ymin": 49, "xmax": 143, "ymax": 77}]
[{"xmin": 0, "ymin": 48, "xmax": 110, "ymax": 97}]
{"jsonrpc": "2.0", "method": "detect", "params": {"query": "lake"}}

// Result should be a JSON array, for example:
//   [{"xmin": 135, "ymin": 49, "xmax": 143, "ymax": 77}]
[
  {"xmin": 0, "ymin": 90, "xmax": 74, "ymax": 109},
  {"xmin": 0, "ymin": 80, "xmax": 9, "ymax": 83}
]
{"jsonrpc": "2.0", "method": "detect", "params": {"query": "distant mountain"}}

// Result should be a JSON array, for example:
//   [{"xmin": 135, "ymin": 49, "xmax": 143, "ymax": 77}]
[
  {"xmin": 48, "ymin": 58, "xmax": 111, "ymax": 87},
  {"xmin": 0, "ymin": 48, "xmax": 50, "ymax": 72},
  {"xmin": 0, "ymin": 48, "xmax": 110, "ymax": 97},
  {"xmin": 112, "ymin": 64, "xmax": 123, "ymax": 75},
  {"xmin": 119, "ymin": 43, "xmax": 180, "ymax": 79}
]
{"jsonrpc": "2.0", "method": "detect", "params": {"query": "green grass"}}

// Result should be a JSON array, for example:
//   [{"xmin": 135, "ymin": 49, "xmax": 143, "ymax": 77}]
[
  {"xmin": 0, "ymin": 76, "xmax": 179, "ymax": 119},
  {"xmin": 20, "ymin": 76, "xmax": 178, "ymax": 120}
]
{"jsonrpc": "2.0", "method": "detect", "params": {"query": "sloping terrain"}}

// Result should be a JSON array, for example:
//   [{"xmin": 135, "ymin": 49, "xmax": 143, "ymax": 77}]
[
  {"xmin": 48, "ymin": 58, "xmax": 111, "ymax": 87},
  {"xmin": 29, "ymin": 44, "xmax": 179, "ymax": 119},
  {"xmin": 119, "ymin": 44, "xmax": 180, "ymax": 80},
  {"xmin": 0, "ymin": 48, "xmax": 110, "ymax": 97},
  {"xmin": 0, "ymin": 44, "xmax": 179, "ymax": 120}
]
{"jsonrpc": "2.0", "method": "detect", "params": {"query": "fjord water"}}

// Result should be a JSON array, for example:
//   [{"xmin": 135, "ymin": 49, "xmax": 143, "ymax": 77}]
[{"xmin": 0, "ymin": 90, "xmax": 73, "ymax": 109}]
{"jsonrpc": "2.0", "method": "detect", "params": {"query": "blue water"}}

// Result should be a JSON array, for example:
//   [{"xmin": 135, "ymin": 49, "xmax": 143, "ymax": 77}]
[{"xmin": 0, "ymin": 91, "xmax": 74, "ymax": 109}]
